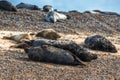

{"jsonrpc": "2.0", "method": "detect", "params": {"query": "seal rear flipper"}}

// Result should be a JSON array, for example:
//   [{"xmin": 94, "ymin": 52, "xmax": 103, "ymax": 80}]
[{"xmin": 71, "ymin": 53, "xmax": 86, "ymax": 66}]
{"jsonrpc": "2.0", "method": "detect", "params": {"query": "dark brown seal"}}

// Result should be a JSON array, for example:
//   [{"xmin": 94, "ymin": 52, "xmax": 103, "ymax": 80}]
[{"xmin": 24, "ymin": 45, "xmax": 84, "ymax": 65}]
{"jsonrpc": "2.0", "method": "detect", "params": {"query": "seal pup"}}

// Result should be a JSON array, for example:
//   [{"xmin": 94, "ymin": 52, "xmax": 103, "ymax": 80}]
[
  {"xmin": 24, "ymin": 45, "xmax": 84, "ymax": 65},
  {"xmin": 22, "ymin": 39, "xmax": 98, "ymax": 62},
  {"xmin": 84, "ymin": 35, "xmax": 117, "ymax": 53},
  {"xmin": 16, "ymin": 2, "xmax": 41, "ymax": 10},
  {"xmin": 84, "ymin": 10, "xmax": 101, "ymax": 14},
  {"xmin": 45, "ymin": 11, "xmax": 67, "ymax": 23},
  {"xmin": 36, "ymin": 29, "xmax": 61, "ymax": 40},
  {"xmin": 3, "ymin": 33, "xmax": 33, "ymax": 43},
  {"xmin": 0, "ymin": 0, "xmax": 17, "ymax": 11},
  {"xmin": 43, "ymin": 5, "xmax": 53, "ymax": 12}
]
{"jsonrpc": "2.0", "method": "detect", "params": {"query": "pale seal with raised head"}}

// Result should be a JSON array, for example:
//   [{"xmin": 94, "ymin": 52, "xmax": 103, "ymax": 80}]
[{"xmin": 45, "ymin": 11, "xmax": 67, "ymax": 23}]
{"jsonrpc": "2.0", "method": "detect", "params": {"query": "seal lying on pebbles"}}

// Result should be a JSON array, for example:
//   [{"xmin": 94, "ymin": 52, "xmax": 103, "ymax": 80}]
[
  {"xmin": 92, "ymin": 10, "xmax": 120, "ymax": 16},
  {"xmin": 0, "ymin": 0, "xmax": 17, "ymax": 11},
  {"xmin": 84, "ymin": 10, "xmax": 101, "ymax": 14},
  {"xmin": 16, "ymin": 2, "xmax": 40, "ymax": 10},
  {"xmin": 3, "ymin": 33, "xmax": 32, "ymax": 43},
  {"xmin": 25, "ymin": 45, "xmax": 84, "ymax": 65},
  {"xmin": 84, "ymin": 35, "xmax": 117, "ymax": 53},
  {"xmin": 36, "ymin": 29, "xmax": 61, "ymax": 40},
  {"xmin": 84, "ymin": 10, "xmax": 120, "ymax": 16},
  {"xmin": 45, "ymin": 11, "xmax": 67, "ymax": 23},
  {"xmin": 43, "ymin": 5, "xmax": 53, "ymax": 12},
  {"xmin": 17, "ymin": 39, "xmax": 97, "ymax": 62}
]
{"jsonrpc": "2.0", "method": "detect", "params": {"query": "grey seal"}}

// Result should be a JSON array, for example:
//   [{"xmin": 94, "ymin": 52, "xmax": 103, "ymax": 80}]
[
  {"xmin": 24, "ymin": 45, "xmax": 84, "ymax": 65},
  {"xmin": 16, "ymin": 2, "xmax": 40, "ymax": 10},
  {"xmin": 23, "ymin": 39, "xmax": 97, "ymax": 62},
  {"xmin": 84, "ymin": 35, "xmax": 117, "ymax": 53},
  {"xmin": 45, "ymin": 11, "xmax": 67, "ymax": 23}
]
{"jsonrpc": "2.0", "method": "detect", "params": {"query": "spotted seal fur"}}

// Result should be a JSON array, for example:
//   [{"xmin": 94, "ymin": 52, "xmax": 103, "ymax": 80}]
[
  {"xmin": 84, "ymin": 35, "xmax": 117, "ymax": 53},
  {"xmin": 45, "ymin": 11, "xmax": 67, "ymax": 23}
]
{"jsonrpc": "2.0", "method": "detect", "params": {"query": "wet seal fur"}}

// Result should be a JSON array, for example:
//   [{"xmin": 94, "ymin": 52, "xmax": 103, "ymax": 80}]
[
  {"xmin": 0, "ymin": 0, "xmax": 17, "ymax": 11},
  {"xmin": 16, "ymin": 2, "xmax": 41, "ymax": 10},
  {"xmin": 25, "ymin": 45, "xmax": 84, "ymax": 65},
  {"xmin": 18, "ymin": 39, "xmax": 97, "ymax": 62},
  {"xmin": 45, "ymin": 11, "xmax": 67, "ymax": 23},
  {"xmin": 84, "ymin": 35, "xmax": 117, "ymax": 53},
  {"xmin": 36, "ymin": 29, "xmax": 61, "ymax": 40}
]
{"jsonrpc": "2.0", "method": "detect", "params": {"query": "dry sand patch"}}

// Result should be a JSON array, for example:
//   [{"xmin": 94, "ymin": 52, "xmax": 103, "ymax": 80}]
[{"xmin": 0, "ymin": 31, "xmax": 120, "ymax": 80}]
